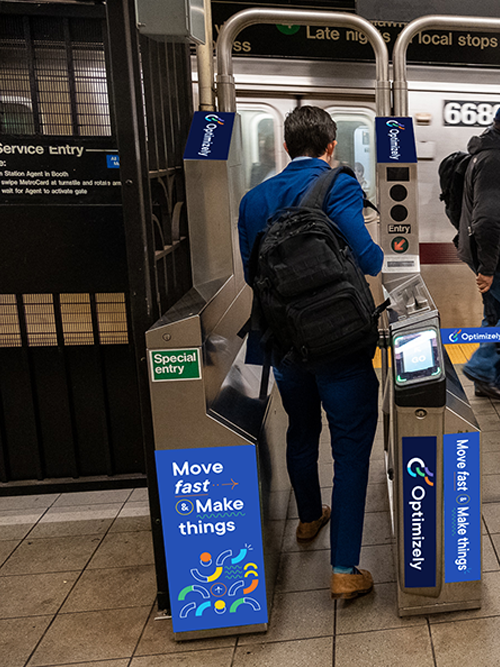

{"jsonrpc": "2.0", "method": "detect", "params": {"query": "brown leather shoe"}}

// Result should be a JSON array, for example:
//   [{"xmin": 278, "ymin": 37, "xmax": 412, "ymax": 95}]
[
  {"xmin": 296, "ymin": 505, "xmax": 331, "ymax": 543},
  {"xmin": 330, "ymin": 568, "xmax": 374, "ymax": 600}
]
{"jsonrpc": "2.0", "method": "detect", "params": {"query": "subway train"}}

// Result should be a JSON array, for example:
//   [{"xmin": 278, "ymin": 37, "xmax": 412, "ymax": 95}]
[{"xmin": 197, "ymin": 56, "xmax": 500, "ymax": 329}]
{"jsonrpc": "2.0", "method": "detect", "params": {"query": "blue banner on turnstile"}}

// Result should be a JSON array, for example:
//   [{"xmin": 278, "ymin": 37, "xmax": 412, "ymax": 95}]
[
  {"xmin": 183, "ymin": 112, "xmax": 235, "ymax": 160},
  {"xmin": 155, "ymin": 445, "xmax": 267, "ymax": 633},
  {"xmin": 441, "ymin": 327, "xmax": 500, "ymax": 344},
  {"xmin": 403, "ymin": 436, "xmax": 437, "ymax": 588},
  {"xmin": 375, "ymin": 117, "xmax": 417, "ymax": 163},
  {"xmin": 444, "ymin": 432, "xmax": 481, "ymax": 583}
]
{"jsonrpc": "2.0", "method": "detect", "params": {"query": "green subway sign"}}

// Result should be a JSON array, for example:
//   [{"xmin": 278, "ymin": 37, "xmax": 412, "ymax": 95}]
[{"xmin": 150, "ymin": 349, "xmax": 202, "ymax": 382}]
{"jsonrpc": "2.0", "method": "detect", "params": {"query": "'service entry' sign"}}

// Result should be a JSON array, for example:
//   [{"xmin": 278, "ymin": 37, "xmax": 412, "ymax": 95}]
[
  {"xmin": 0, "ymin": 136, "xmax": 121, "ymax": 205},
  {"xmin": 155, "ymin": 445, "xmax": 268, "ymax": 633}
]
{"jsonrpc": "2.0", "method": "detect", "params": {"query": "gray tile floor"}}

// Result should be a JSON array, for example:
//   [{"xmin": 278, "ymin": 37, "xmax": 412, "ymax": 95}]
[{"xmin": 2, "ymin": 364, "xmax": 500, "ymax": 666}]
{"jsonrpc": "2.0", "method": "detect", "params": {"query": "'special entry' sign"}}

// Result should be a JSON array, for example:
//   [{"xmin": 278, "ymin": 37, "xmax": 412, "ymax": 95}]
[{"xmin": 155, "ymin": 445, "xmax": 267, "ymax": 633}]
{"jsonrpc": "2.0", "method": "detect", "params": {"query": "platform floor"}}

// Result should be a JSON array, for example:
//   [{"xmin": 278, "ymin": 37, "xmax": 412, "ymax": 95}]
[{"xmin": 2, "ymin": 365, "xmax": 500, "ymax": 667}]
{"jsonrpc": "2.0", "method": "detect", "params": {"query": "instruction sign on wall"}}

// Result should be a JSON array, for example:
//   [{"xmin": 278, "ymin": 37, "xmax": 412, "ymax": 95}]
[
  {"xmin": 0, "ymin": 137, "xmax": 121, "ymax": 205},
  {"xmin": 155, "ymin": 445, "xmax": 268, "ymax": 633}
]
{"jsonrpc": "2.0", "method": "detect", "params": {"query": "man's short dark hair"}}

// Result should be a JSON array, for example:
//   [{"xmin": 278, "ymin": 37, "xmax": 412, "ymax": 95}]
[{"xmin": 284, "ymin": 106, "xmax": 337, "ymax": 159}]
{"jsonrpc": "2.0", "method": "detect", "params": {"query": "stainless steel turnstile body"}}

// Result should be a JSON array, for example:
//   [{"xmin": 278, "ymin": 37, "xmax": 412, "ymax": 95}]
[
  {"xmin": 146, "ymin": 111, "xmax": 289, "ymax": 640},
  {"xmin": 383, "ymin": 276, "xmax": 481, "ymax": 616}
]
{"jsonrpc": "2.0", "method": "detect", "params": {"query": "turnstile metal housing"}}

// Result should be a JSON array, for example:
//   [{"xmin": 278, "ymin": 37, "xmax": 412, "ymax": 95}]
[
  {"xmin": 146, "ymin": 111, "xmax": 289, "ymax": 640},
  {"xmin": 384, "ymin": 276, "xmax": 481, "ymax": 616}
]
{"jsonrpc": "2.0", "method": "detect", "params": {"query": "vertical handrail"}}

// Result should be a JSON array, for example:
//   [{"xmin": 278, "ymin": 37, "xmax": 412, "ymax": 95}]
[
  {"xmin": 196, "ymin": 0, "xmax": 215, "ymax": 111},
  {"xmin": 393, "ymin": 15, "xmax": 500, "ymax": 116},
  {"xmin": 215, "ymin": 8, "xmax": 390, "ymax": 116}
]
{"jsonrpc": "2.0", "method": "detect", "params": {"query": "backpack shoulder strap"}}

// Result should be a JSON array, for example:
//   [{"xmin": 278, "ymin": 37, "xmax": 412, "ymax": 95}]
[{"xmin": 299, "ymin": 164, "xmax": 356, "ymax": 210}]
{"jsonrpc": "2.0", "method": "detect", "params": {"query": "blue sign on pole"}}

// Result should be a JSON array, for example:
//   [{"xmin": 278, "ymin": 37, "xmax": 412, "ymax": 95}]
[
  {"xmin": 155, "ymin": 445, "xmax": 267, "ymax": 633},
  {"xmin": 183, "ymin": 112, "xmax": 236, "ymax": 161},
  {"xmin": 444, "ymin": 432, "xmax": 481, "ymax": 583},
  {"xmin": 402, "ymin": 436, "xmax": 437, "ymax": 588},
  {"xmin": 107, "ymin": 154, "xmax": 120, "ymax": 168},
  {"xmin": 375, "ymin": 117, "xmax": 417, "ymax": 163}
]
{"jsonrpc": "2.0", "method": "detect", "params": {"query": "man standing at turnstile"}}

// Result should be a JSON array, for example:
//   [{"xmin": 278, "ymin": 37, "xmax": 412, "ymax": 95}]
[
  {"xmin": 457, "ymin": 107, "xmax": 500, "ymax": 399},
  {"xmin": 238, "ymin": 106, "xmax": 384, "ymax": 600}
]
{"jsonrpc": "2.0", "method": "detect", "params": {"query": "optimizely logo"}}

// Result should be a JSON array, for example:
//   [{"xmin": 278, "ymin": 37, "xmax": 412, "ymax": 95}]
[
  {"xmin": 386, "ymin": 119, "xmax": 405, "ymax": 160},
  {"xmin": 406, "ymin": 457, "xmax": 434, "ymax": 573},
  {"xmin": 205, "ymin": 114, "xmax": 225, "ymax": 125},
  {"xmin": 407, "ymin": 458, "xmax": 434, "ymax": 487},
  {"xmin": 198, "ymin": 115, "xmax": 225, "ymax": 157}
]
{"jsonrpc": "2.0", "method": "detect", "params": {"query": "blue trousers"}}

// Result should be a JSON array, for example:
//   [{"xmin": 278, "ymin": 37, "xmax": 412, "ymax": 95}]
[
  {"xmin": 464, "ymin": 272, "xmax": 500, "ymax": 386},
  {"xmin": 273, "ymin": 352, "xmax": 379, "ymax": 567}
]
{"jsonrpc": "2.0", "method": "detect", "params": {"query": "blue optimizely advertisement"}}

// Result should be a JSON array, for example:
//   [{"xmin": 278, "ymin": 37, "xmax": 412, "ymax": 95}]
[
  {"xmin": 183, "ymin": 112, "xmax": 235, "ymax": 161},
  {"xmin": 444, "ymin": 432, "xmax": 481, "ymax": 583},
  {"xmin": 375, "ymin": 117, "xmax": 417, "ymax": 163},
  {"xmin": 155, "ymin": 445, "xmax": 267, "ymax": 633},
  {"xmin": 402, "ymin": 436, "xmax": 437, "ymax": 588}
]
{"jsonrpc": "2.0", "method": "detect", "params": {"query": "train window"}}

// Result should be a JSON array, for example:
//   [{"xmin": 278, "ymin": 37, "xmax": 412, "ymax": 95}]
[
  {"xmin": 326, "ymin": 108, "xmax": 376, "ymax": 204},
  {"xmin": 237, "ymin": 105, "xmax": 280, "ymax": 192}
]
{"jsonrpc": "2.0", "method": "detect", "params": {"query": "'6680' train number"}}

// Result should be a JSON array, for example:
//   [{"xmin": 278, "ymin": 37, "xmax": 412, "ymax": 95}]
[{"xmin": 443, "ymin": 101, "xmax": 500, "ymax": 127}]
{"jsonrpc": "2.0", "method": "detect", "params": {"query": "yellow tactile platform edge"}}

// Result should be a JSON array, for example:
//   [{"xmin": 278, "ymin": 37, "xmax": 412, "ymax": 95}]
[{"xmin": 372, "ymin": 343, "xmax": 479, "ymax": 369}]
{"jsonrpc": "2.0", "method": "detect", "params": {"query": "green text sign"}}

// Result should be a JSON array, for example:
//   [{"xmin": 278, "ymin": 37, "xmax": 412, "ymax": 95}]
[{"xmin": 150, "ymin": 349, "xmax": 202, "ymax": 382}]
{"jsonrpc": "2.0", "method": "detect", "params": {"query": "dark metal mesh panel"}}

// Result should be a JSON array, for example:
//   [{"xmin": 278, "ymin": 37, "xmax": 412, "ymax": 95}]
[
  {"xmin": 139, "ymin": 36, "xmax": 193, "ymax": 316},
  {"xmin": 0, "ymin": 14, "xmax": 111, "ymax": 137}
]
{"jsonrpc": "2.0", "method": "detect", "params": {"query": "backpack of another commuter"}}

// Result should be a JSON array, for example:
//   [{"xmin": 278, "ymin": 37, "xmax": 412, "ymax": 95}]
[
  {"xmin": 438, "ymin": 151, "xmax": 472, "ymax": 240},
  {"xmin": 248, "ymin": 166, "xmax": 386, "ymax": 365}
]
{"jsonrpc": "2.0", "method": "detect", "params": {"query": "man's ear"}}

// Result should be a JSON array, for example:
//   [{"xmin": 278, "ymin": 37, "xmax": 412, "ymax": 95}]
[
  {"xmin": 284, "ymin": 141, "xmax": 290, "ymax": 155},
  {"xmin": 327, "ymin": 140, "xmax": 337, "ymax": 158}
]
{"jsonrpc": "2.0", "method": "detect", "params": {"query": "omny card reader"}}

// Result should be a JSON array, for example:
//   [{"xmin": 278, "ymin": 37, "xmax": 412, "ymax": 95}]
[{"xmin": 385, "ymin": 275, "xmax": 481, "ymax": 616}]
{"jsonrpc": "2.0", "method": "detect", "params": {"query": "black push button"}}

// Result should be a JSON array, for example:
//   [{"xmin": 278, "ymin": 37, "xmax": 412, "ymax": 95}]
[
  {"xmin": 390, "ymin": 184, "xmax": 408, "ymax": 202},
  {"xmin": 390, "ymin": 205, "xmax": 408, "ymax": 222}
]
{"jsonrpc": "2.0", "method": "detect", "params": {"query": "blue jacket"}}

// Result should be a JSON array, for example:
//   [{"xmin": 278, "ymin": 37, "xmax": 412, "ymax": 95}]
[{"xmin": 238, "ymin": 158, "xmax": 384, "ymax": 281}]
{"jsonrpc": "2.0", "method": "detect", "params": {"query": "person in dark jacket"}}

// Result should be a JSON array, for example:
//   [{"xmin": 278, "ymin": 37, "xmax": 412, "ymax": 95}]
[
  {"xmin": 458, "ymin": 107, "xmax": 500, "ymax": 398},
  {"xmin": 238, "ymin": 106, "xmax": 383, "ymax": 600}
]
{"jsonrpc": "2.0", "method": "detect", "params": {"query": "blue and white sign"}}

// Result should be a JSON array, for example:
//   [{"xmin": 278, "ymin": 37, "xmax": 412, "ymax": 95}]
[
  {"xmin": 155, "ymin": 445, "xmax": 267, "ymax": 633},
  {"xmin": 183, "ymin": 112, "xmax": 235, "ymax": 161},
  {"xmin": 441, "ymin": 327, "xmax": 500, "ymax": 344},
  {"xmin": 375, "ymin": 117, "xmax": 417, "ymax": 163},
  {"xmin": 444, "ymin": 432, "xmax": 481, "ymax": 583},
  {"xmin": 403, "ymin": 436, "xmax": 437, "ymax": 588},
  {"xmin": 107, "ymin": 154, "xmax": 120, "ymax": 168}
]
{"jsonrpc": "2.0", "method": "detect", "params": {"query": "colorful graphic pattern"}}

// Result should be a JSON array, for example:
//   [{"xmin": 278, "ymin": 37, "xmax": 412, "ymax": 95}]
[{"xmin": 155, "ymin": 445, "xmax": 268, "ymax": 633}]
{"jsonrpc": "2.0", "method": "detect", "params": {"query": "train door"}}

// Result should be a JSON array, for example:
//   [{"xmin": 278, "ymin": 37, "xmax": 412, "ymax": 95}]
[
  {"xmin": 237, "ymin": 99, "xmax": 377, "ymax": 206},
  {"xmin": 237, "ymin": 103, "xmax": 285, "ymax": 192}
]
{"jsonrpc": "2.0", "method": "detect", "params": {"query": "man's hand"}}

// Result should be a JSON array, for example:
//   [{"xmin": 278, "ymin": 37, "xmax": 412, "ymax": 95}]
[{"xmin": 477, "ymin": 273, "xmax": 494, "ymax": 293}]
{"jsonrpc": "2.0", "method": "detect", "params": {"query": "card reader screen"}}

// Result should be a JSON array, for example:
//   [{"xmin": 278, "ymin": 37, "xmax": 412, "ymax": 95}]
[
  {"xmin": 387, "ymin": 167, "xmax": 410, "ymax": 182},
  {"xmin": 394, "ymin": 329, "xmax": 441, "ymax": 384}
]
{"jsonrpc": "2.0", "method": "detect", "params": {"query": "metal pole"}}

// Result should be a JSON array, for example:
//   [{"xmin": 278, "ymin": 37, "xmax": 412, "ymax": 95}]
[
  {"xmin": 216, "ymin": 8, "xmax": 390, "ymax": 116},
  {"xmin": 393, "ymin": 15, "xmax": 500, "ymax": 116},
  {"xmin": 196, "ymin": 0, "xmax": 215, "ymax": 111}
]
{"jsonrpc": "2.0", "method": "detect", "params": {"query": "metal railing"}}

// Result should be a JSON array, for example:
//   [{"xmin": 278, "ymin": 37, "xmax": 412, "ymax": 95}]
[
  {"xmin": 393, "ymin": 15, "xmax": 500, "ymax": 116},
  {"xmin": 215, "ymin": 8, "xmax": 391, "ymax": 117}
]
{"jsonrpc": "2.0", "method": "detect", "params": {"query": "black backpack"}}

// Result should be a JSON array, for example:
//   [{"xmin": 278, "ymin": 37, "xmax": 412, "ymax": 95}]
[
  {"xmin": 248, "ymin": 166, "xmax": 387, "ymax": 366},
  {"xmin": 438, "ymin": 151, "xmax": 472, "ymax": 234}
]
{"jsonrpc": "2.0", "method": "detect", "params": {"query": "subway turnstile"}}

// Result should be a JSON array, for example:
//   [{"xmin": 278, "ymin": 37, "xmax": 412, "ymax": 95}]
[
  {"xmin": 146, "ymin": 111, "xmax": 289, "ymax": 640},
  {"xmin": 375, "ymin": 108, "xmax": 482, "ymax": 615},
  {"xmin": 383, "ymin": 276, "xmax": 481, "ymax": 615}
]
